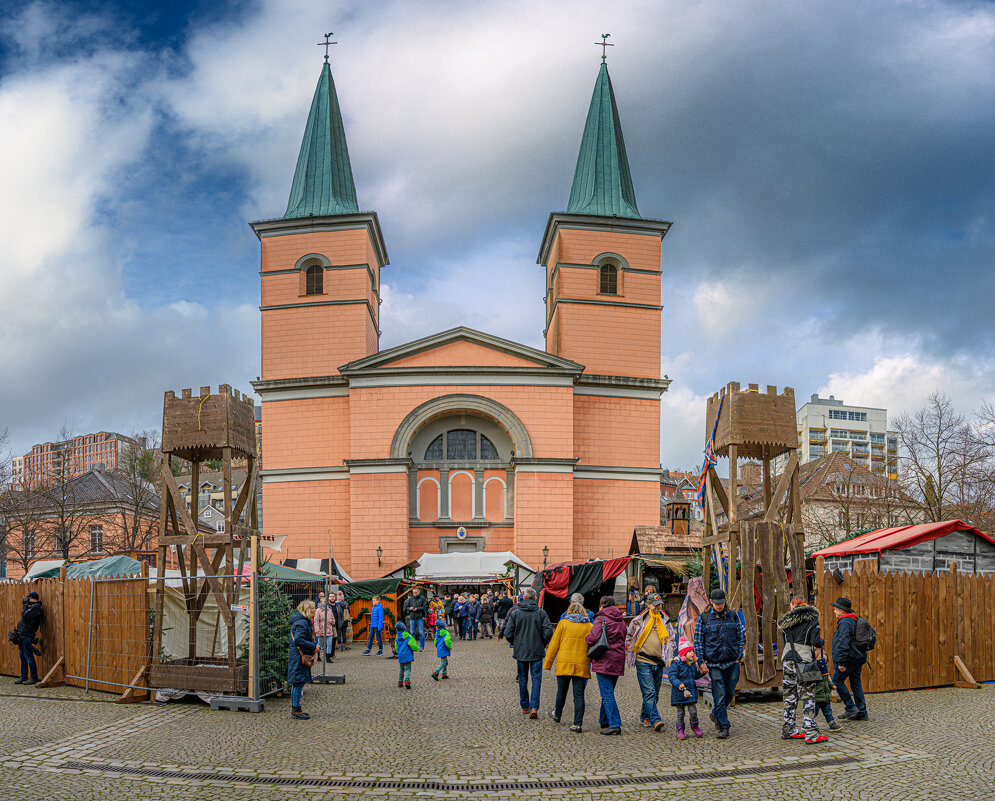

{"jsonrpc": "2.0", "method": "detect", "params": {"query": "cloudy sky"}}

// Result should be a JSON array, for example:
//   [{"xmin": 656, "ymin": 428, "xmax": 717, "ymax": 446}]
[{"xmin": 1, "ymin": 0, "xmax": 993, "ymax": 469}]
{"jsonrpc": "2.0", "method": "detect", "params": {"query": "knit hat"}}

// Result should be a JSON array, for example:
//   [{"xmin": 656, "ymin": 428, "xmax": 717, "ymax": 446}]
[
  {"xmin": 645, "ymin": 592, "xmax": 663, "ymax": 607},
  {"xmin": 436, "ymin": 619, "xmax": 447, "ymax": 629},
  {"xmin": 27, "ymin": 592, "xmax": 39, "ymax": 601},
  {"xmin": 678, "ymin": 639, "xmax": 695, "ymax": 660}
]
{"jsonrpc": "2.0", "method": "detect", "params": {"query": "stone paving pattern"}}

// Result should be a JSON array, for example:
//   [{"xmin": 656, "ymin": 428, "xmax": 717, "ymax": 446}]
[{"xmin": 1, "ymin": 638, "xmax": 993, "ymax": 799}]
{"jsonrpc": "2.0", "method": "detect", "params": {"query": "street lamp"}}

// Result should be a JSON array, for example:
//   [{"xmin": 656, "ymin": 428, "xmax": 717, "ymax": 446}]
[
  {"xmin": 542, "ymin": 545, "xmax": 549, "ymax": 568},
  {"xmin": 377, "ymin": 546, "xmax": 383, "ymax": 567}
]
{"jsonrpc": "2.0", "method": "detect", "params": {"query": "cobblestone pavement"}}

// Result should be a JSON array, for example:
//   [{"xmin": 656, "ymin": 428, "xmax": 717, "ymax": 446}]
[{"xmin": 1, "ymin": 638, "xmax": 993, "ymax": 799}]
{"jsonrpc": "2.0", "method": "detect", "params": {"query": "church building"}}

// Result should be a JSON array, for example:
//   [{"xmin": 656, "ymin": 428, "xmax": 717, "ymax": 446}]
[{"xmin": 251, "ymin": 53, "xmax": 673, "ymax": 580}]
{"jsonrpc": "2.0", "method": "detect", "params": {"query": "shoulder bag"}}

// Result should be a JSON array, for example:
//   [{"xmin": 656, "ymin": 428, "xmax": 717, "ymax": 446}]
[
  {"xmin": 291, "ymin": 630, "xmax": 319, "ymax": 667},
  {"xmin": 587, "ymin": 617, "xmax": 609, "ymax": 660}
]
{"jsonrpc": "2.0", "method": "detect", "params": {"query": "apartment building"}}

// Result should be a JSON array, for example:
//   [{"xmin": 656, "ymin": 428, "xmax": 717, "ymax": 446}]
[
  {"xmin": 794, "ymin": 395, "xmax": 898, "ymax": 480},
  {"xmin": 22, "ymin": 432, "xmax": 134, "ymax": 487}
]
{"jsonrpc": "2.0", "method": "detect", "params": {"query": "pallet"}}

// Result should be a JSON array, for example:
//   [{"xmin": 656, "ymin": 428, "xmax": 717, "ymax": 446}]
[{"xmin": 209, "ymin": 695, "xmax": 265, "ymax": 713}]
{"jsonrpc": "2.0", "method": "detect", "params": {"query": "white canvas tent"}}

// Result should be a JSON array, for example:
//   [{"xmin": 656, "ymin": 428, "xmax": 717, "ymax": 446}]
[{"xmin": 412, "ymin": 551, "xmax": 534, "ymax": 589}]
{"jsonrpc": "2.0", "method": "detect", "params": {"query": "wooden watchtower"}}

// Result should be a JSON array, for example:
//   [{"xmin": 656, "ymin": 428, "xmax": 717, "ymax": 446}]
[
  {"xmin": 700, "ymin": 382, "xmax": 806, "ymax": 687},
  {"xmin": 150, "ymin": 384, "xmax": 259, "ymax": 694}
]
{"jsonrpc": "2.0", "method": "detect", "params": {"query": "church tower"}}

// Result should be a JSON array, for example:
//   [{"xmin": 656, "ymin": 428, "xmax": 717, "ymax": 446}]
[
  {"xmin": 252, "ymin": 58, "xmax": 388, "ymax": 381},
  {"xmin": 538, "ymin": 54, "xmax": 672, "ymax": 560}
]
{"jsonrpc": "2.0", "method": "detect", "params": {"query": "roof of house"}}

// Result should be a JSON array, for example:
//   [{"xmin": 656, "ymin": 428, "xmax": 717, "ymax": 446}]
[
  {"xmin": 811, "ymin": 520, "xmax": 995, "ymax": 557},
  {"xmin": 631, "ymin": 525, "xmax": 702, "ymax": 555},
  {"xmin": 3, "ymin": 467, "xmax": 159, "ymax": 516}
]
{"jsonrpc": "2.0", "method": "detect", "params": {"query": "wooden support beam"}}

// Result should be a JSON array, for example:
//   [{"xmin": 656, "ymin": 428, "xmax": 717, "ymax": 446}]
[
  {"xmin": 764, "ymin": 453, "xmax": 798, "ymax": 523},
  {"xmin": 708, "ymin": 466, "xmax": 731, "ymax": 519},
  {"xmin": 701, "ymin": 531, "xmax": 731, "ymax": 548},
  {"xmin": 36, "ymin": 655, "xmax": 65, "ymax": 688},
  {"xmin": 953, "ymin": 654, "xmax": 979, "ymax": 689},
  {"xmin": 116, "ymin": 664, "xmax": 149, "ymax": 703}
]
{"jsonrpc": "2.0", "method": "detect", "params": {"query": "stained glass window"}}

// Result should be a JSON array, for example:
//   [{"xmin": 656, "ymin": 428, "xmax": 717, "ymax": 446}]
[
  {"xmin": 480, "ymin": 435, "xmax": 499, "ymax": 460},
  {"xmin": 446, "ymin": 429, "xmax": 477, "ymax": 460},
  {"xmin": 425, "ymin": 435, "xmax": 443, "ymax": 460}
]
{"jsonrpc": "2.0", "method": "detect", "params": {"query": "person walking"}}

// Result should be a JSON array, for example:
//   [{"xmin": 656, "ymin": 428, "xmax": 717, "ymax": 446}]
[
  {"xmin": 403, "ymin": 586, "xmax": 428, "ymax": 650},
  {"xmin": 432, "ymin": 618, "xmax": 452, "ymax": 680},
  {"xmin": 313, "ymin": 592, "xmax": 336, "ymax": 663},
  {"xmin": 363, "ymin": 594, "xmax": 385, "ymax": 655},
  {"xmin": 479, "ymin": 595, "xmax": 495, "ymax": 639},
  {"xmin": 288, "ymin": 600, "xmax": 317, "ymax": 720},
  {"xmin": 694, "ymin": 589, "xmax": 745, "ymax": 739},
  {"xmin": 334, "ymin": 590, "xmax": 351, "ymax": 651},
  {"xmin": 468, "ymin": 594, "xmax": 481, "ymax": 640},
  {"xmin": 394, "ymin": 621, "xmax": 419, "ymax": 688},
  {"xmin": 624, "ymin": 592, "xmax": 675, "ymax": 731},
  {"xmin": 503, "ymin": 587, "xmax": 553, "ymax": 718},
  {"xmin": 669, "ymin": 641, "xmax": 703, "ymax": 739},
  {"xmin": 778, "ymin": 596, "xmax": 827, "ymax": 744},
  {"xmin": 586, "ymin": 596, "xmax": 627, "ymax": 736},
  {"xmin": 831, "ymin": 597, "xmax": 869, "ymax": 721},
  {"xmin": 495, "ymin": 591, "xmax": 514, "ymax": 637},
  {"xmin": 542, "ymin": 601, "xmax": 592, "ymax": 732},
  {"xmin": 14, "ymin": 591, "xmax": 43, "ymax": 686}
]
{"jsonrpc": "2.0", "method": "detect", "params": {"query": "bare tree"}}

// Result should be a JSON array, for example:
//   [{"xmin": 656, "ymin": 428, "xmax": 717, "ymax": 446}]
[
  {"xmin": 35, "ymin": 424, "xmax": 97, "ymax": 561},
  {"xmin": 114, "ymin": 430, "xmax": 161, "ymax": 551},
  {"xmin": 0, "ymin": 482, "xmax": 48, "ymax": 575},
  {"xmin": 893, "ymin": 393, "xmax": 994, "ymax": 524}
]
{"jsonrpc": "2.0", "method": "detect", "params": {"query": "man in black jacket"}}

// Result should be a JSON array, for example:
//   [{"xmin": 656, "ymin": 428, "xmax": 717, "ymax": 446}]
[
  {"xmin": 495, "ymin": 592, "xmax": 514, "ymax": 637},
  {"xmin": 503, "ymin": 588, "xmax": 553, "ymax": 718},
  {"xmin": 15, "ymin": 592, "xmax": 43, "ymax": 685},
  {"xmin": 403, "ymin": 587, "xmax": 428, "ymax": 650},
  {"xmin": 831, "ymin": 597, "xmax": 868, "ymax": 720}
]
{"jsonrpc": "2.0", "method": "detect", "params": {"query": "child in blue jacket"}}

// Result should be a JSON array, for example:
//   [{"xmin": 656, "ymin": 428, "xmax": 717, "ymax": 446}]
[
  {"xmin": 395, "ymin": 622, "xmax": 419, "ymax": 688},
  {"xmin": 669, "ymin": 641, "xmax": 703, "ymax": 740},
  {"xmin": 432, "ymin": 619, "xmax": 452, "ymax": 680},
  {"xmin": 363, "ymin": 595, "xmax": 385, "ymax": 655}
]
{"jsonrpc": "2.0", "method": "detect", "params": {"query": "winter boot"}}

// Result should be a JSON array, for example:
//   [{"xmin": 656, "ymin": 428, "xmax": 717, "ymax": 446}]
[
  {"xmin": 291, "ymin": 707, "xmax": 310, "ymax": 720},
  {"xmin": 404, "ymin": 681, "xmax": 412, "ymax": 689},
  {"xmin": 691, "ymin": 721, "xmax": 703, "ymax": 737},
  {"xmin": 431, "ymin": 672, "xmax": 439, "ymax": 681},
  {"xmin": 676, "ymin": 725, "xmax": 687, "ymax": 740},
  {"xmin": 397, "ymin": 681, "xmax": 404, "ymax": 687}
]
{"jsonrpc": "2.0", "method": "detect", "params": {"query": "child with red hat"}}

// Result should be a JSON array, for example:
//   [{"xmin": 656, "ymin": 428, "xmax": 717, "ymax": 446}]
[{"xmin": 669, "ymin": 639, "xmax": 703, "ymax": 739}]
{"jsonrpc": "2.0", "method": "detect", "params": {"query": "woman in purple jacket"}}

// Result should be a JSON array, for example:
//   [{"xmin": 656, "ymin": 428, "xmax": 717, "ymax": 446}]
[{"xmin": 585, "ymin": 595, "xmax": 627, "ymax": 735}]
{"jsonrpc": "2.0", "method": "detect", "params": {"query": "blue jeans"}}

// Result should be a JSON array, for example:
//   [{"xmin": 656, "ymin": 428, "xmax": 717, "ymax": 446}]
[
  {"xmin": 709, "ymin": 664, "xmax": 740, "ymax": 729},
  {"xmin": 596, "ymin": 673, "xmax": 621, "ymax": 729},
  {"xmin": 833, "ymin": 663, "xmax": 866, "ymax": 715},
  {"xmin": 815, "ymin": 700, "xmax": 835, "ymax": 722},
  {"xmin": 399, "ymin": 661, "xmax": 412, "ymax": 683},
  {"xmin": 366, "ymin": 628, "xmax": 383, "ymax": 653},
  {"xmin": 436, "ymin": 656, "xmax": 449, "ymax": 676},
  {"xmin": 408, "ymin": 618, "xmax": 425, "ymax": 650},
  {"xmin": 468, "ymin": 619, "xmax": 479, "ymax": 639},
  {"xmin": 19, "ymin": 636, "xmax": 37, "ymax": 681},
  {"xmin": 316, "ymin": 635, "xmax": 333, "ymax": 657},
  {"xmin": 290, "ymin": 683, "xmax": 303, "ymax": 707},
  {"xmin": 635, "ymin": 661, "xmax": 664, "ymax": 725},
  {"xmin": 517, "ymin": 660, "xmax": 542, "ymax": 710}
]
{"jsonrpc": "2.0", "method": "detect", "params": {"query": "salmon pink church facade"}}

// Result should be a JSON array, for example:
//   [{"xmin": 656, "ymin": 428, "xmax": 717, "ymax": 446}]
[{"xmin": 252, "ymin": 56, "xmax": 672, "ymax": 580}]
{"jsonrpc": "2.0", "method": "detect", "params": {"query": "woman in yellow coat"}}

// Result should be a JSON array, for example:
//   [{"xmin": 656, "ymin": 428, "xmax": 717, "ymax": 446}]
[{"xmin": 543, "ymin": 601, "xmax": 593, "ymax": 732}]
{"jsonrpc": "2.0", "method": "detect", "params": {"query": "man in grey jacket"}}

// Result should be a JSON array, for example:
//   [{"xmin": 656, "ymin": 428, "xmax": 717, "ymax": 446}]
[{"xmin": 503, "ymin": 588, "xmax": 553, "ymax": 718}]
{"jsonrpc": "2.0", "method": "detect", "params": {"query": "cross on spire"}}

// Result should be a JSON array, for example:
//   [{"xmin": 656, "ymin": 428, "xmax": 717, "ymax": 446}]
[
  {"xmin": 595, "ymin": 33, "xmax": 613, "ymax": 62},
  {"xmin": 317, "ymin": 32, "xmax": 337, "ymax": 62}
]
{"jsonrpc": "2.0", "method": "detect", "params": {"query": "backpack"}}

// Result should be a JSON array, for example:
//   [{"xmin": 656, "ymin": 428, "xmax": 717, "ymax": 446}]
[{"xmin": 854, "ymin": 617, "xmax": 876, "ymax": 651}]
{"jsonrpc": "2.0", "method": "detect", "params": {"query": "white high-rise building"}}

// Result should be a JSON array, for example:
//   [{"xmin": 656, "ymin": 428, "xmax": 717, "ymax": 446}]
[{"xmin": 795, "ymin": 395, "xmax": 898, "ymax": 480}]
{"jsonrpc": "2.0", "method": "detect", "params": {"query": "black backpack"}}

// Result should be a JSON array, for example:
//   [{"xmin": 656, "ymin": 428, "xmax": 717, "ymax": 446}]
[{"xmin": 854, "ymin": 617, "xmax": 876, "ymax": 651}]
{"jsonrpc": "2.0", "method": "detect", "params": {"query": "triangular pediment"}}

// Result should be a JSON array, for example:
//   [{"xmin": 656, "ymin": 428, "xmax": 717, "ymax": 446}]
[{"xmin": 340, "ymin": 327, "xmax": 583, "ymax": 373}]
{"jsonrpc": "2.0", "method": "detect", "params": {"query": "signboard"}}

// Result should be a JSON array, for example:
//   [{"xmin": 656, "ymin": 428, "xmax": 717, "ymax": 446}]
[{"xmin": 231, "ymin": 604, "xmax": 248, "ymax": 613}]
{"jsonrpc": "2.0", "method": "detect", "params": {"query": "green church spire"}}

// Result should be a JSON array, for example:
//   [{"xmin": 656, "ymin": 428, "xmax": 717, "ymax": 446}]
[
  {"xmin": 566, "ymin": 62, "xmax": 641, "ymax": 219},
  {"xmin": 284, "ymin": 61, "xmax": 359, "ymax": 219}
]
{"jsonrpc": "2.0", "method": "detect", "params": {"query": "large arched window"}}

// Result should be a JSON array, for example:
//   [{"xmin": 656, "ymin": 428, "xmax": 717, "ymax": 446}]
[
  {"xmin": 599, "ymin": 263, "xmax": 618, "ymax": 294},
  {"xmin": 423, "ymin": 429, "xmax": 500, "ymax": 462},
  {"xmin": 305, "ymin": 264, "xmax": 323, "ymax": 295}
]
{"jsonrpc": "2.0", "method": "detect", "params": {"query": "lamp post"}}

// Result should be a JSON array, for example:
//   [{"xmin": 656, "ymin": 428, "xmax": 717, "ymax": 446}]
[
  {"xmin": 542, "ymin": 545, "xmax": 549, "ymax": 568},
  {"xmin": 377, "ymin": 546, "xmax": 382, "ymax": 567}
]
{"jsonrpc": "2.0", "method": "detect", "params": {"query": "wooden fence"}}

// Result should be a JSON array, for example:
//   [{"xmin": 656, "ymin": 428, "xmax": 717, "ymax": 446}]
[
  {"xmin": 815, "ymin": 556, "xmax": 995, "ymax": 693},
  {"xmin": 0, "ymin": 572, "xmax": 150, "ymax": 696}
]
